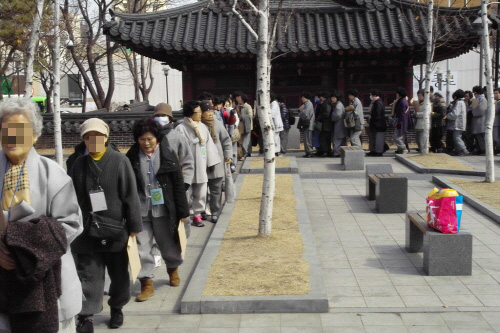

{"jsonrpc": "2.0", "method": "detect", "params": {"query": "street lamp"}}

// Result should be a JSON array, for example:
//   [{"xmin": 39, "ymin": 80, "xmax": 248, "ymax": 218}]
[
  {"xmin": 162, "ymin": 64, "xmax": 170, "ymax": 104},
  {"xmin": 436, "ymin": 66, "xmax": 442, "ymax": 91},
  {"xmin": 473, "ymin": 14, "xmax": 492, "ymax": 87}
]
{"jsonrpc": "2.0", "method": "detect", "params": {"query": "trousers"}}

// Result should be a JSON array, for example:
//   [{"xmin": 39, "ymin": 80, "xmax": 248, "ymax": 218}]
[
  {"xmin": 241, "ymin": 133, "xmax": 252, "ymax": 156},
  {"xmin": 187, "ymin": 182, "xmax": 207, "ymax": 216},
  {"xmin": 414, "ymin": 130, "xmax": 425, "ymax": 152},
  {"xmin": 453, "ymin": 130, "xmax": 467, "ymax": 152},
  {"xmin": 279, "ymin": 130, "xmax": 289, "ymax": 153},
  {"xmin": 347, "ymin": 129, "xmax": 362, "ymax": 146},
  {"xmin": 393, "ymin": 128, "xmax": 406, "ymax": 152},
  {"xmin": 137, "ymin": 212, "xmax": 183, "ymax": 280},
  {"xmin": 207, "ymin": 177, "xmax": 223, "ymax": 217},
  {"xmin": 368, "ymin": 129, "xmax": 385, "ymax": 153},
  {"xmin": 303, "ymin": 129, "xmax": 313, "ymax": 154},
  {"xmin": 319, "ymin": 131, "xmax": 333, "ymax": 154},
  {"xmin": 74, "ymin": 250, "xmax": 130, "ymax": 315}
]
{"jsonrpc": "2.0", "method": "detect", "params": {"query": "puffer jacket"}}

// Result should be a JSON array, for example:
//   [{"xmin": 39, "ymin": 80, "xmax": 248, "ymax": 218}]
[{"xmin": 446, "ymin": 99, "xmax": 467, "ymax": 131}]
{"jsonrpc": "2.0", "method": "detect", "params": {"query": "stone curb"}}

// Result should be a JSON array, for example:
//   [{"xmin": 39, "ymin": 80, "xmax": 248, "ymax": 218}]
[
  {"xmin": 395, "ymin": 154, "xmax": 486, "ymax": 176},
  {"xmin": 432, "ymin": 175, "xmax": 500, "ymax": 225},
  {"xmin": 180, "ymin": 173, "xmax": 328, "ymax": 314},
  {"xmin": 240, "ymin": 156, "xmax": 299, "ymax": 174}
]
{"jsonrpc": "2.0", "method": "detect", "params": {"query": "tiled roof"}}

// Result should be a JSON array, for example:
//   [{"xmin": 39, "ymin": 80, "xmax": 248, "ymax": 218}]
[{"xmin": 104, "ymin": 0, "xmax": 485, "ymax": 64}]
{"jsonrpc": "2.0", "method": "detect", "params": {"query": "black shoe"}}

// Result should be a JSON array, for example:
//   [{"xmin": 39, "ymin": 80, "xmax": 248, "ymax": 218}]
[
  {"xmin": 331, "ymin": 154, "xmax": 340, "ymax": 158},
  {"xmin": 366, "ymin": 151, "xmax": 375, "ymax": 156},
  {"xmin": 303, "ymin": 154, "xmax": 311, "ymax": 158},
  {"xmin": 200, "ymin": 212, "xmax": 208, "ymax": 220},
  {"xmin": 77, "ymin": 317, "xmax": 94, "ymax": 333},
  {"xmin": 109, "ymin": 308, "xmax": 123, "ymax": 329},
  {"xmin": 395, "ymin": 150, "xmax": 406, "ymax": 154},
  {"xmin": 372, "ymin": 152, "xmax": 383, "ymax": 156},
  {"xmin": 210, "ymin": 216, "xmax": 218, "ymax": 223}
]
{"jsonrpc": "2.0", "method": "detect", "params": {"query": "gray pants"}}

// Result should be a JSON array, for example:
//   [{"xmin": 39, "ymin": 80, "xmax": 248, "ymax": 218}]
[
  {"xmin": 74, "ymin": 250, "xmax": 130, "ymax": 315},
  {"xmin": 347, "ymin": 129, "xmax": 362, "ymax": 147},
  {"xmin": 494, "ymin": 127, "xmax": 499, "ymax": 149},
  {"xmin": 241, "ymin": 133, "xmax": 252, "ymax": 156},
  {"xmin": 453, "ymin": 130, "xmax": 467, "ymax": 152},
  {"xmin": 368, "ymin": 129, "xmax": 385, "ymax": 153},
  {"xmin": 415, "ymin": 130, "xmax": 425, "ymax": 151},
  {"xmin": 393, "ymin": 128, "xmax": 406, "ymax": 152},
  {"xmin": 137, "ymin": 212, "xmax": 183, "ymax": 280},
  {"xmin": 279, "ymin": 129, "xmax": 289, "ymax": 153},
  {"xmin": 187, "ymin": 182, "xmax": 208, "ymax": 216},
  {"xmin": 207, "ymin": 177, "xmax": 223, "ymax": 217},
  {"xmin": 333, "ymin": 137, "xmax": 343, "ymax": 156},
  {"xmin": 304, "ymin": 129, "xmax": 313, "ymax": 154}
]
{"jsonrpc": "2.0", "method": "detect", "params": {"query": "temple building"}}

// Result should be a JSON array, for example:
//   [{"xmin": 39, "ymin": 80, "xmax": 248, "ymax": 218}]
[{"xmin": 104, "ymin": 0, "xmax": 492, "ymax": 108}]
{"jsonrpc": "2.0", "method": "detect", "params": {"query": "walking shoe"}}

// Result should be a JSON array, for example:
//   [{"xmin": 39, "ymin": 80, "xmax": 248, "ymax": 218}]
[
  {"xmin": 366, "ymin": 151, "xmax": 375, "ymax": 156},
  {"xmin": 303, "ymin": 154, "xmax": 311, "ymax": 158},
  {"xmin": 395, "ymin": 150, "xmax": 406, "ymax": 154},
  {"xmin": 109, "ymin": 308, "xmax": 123, "ymax": 329},
  {"xmin": 210, "ymin": 216, "xmax": 218, "ymax": 223},
  {"xmin": 191, "ymin": 215, "xmax": 205, "ymax": 227},
  {"xmin": 459, "ymin": 149, "xmax": 470, "ymax": 156},
  {"xmin": 76, "ymin": 316, "xmax": 94, "ymax": 333},
  {"xmin": 135, "ymin": 279, "xmax": 155, "ymax": 302},
  {"xmin": 200, "ymin": 212, "xmax": 208, "ymax": 220},
  {"xmin": 167, "ymin": 267, "xmax": 181, "ymax": 286},
  {"xmin": 331, "ymin": 154, "xmax": 340, "ymax": 158}
]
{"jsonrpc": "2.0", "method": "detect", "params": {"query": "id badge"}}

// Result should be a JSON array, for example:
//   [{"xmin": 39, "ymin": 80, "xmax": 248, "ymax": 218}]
[
  {"xmin": 150, "ymin": 188, "xmax": 164, "ymax": 205},
  {"xmin": 89, "ymin": 190, "xmax": 107, "ymax": 212},
  {"xmin": 200, "ymin": 146, "xmax": 207, "ymax": 158}
]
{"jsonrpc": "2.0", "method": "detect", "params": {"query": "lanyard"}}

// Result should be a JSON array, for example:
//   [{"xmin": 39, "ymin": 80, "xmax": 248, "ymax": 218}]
[
  {"xmin": 0, "ymin": 162, "xmax": 26, "ymax": 223},
  {"xmin": 147, "ymin": 158, "xmax": 160, "ymax": 187}
]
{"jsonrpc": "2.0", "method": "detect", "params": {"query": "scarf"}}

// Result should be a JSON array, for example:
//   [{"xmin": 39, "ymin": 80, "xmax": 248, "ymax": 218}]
[
  {"xmin": 3, "ymin": 163, "xmax": 30, "ymax": 210},
  {"xmin": 184, "ymin": 117, "xmax": 206, "ymax": 145},
  {"xmin": 201, "ymin": 117, "xmax": 217, "ymax": 144}
]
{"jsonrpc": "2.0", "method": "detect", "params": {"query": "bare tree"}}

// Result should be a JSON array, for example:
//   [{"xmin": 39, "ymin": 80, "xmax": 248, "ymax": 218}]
[
  {"xmin": 61, "ymin": 0, "xmax": 120, "ymax": 111},
  {"xmin": 480, "ymin": 0, "xmax": 495, "ymax": 182},
  {"xmin": 421, "ymin": 0, "xmax": 435, "ymax": 155},
  {"xmin": 221, "ymin": 0, "xmax": 285, "ymax": 237},
  {"xmin": 24, "ymin": 0, "xmax": 45, "ymax": 97}
]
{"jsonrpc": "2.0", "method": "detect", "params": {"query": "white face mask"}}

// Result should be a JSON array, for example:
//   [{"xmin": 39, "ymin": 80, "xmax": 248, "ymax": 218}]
[{"xmin": 154, "ymin": 116, "xmax": 170, "ymax": 126}]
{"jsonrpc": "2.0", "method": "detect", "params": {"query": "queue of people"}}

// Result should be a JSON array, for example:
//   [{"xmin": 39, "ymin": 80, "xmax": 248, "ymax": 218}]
[{"xmin": 0, "ymin": 95, "xmax": 237, "ymax": 333}]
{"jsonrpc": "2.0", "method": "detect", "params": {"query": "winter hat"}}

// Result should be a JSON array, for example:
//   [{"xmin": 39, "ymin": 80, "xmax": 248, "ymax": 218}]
[
  {"xmin": 200, "ymin": 100, "xmax": 214, "ymax": 112},
  {"xmin": 80, "ymin": 118, "xmax": 110, "ymax": 138},
  {"xmin": 434, "ymin": 91, "xmax": 444, "ymax": 98},
  {"xmin": 154, "ymin": 103, "xmax": 173, "ymax": 118}
]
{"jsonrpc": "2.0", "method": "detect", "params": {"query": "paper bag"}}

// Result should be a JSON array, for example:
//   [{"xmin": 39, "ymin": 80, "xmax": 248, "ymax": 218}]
[
  {"xmin": 178, "ymin": 220, "xmax": 187, "ymax": 259},
  {"xmin": 127, "ymin": 236, "xmax": 141, "ymax": 284}
]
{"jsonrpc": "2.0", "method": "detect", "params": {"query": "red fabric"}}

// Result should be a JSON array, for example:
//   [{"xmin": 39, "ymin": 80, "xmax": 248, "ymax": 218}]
[{"xmin": 426, "ymin": 196, "xmax": 458, "ymax": 233}]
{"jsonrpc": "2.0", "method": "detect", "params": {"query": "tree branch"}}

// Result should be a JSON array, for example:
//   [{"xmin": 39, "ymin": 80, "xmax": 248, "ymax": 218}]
[
  {"xmin": 241, "ymin": 0, "xmax": 259, "ymax": 14},
  {"xmin": 232, "ymin": 0, "xmax": 258, "ymax": 40}
]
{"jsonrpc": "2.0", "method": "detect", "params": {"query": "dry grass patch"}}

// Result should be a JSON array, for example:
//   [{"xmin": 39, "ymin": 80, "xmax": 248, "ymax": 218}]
[
  {"xmin": 407, "ymin": 153, "xmax": 474, "ymax": 170},
  {"xmin": 249, "ymin": 156, "xmax": 291, "ymax": 169},
  {"xmin": 203, "ymin": 174, "xmax": 310, "ymax": 296},
  {"xmin": 448, "ymin": 178, "xmax": 500, "ymax": 210}
]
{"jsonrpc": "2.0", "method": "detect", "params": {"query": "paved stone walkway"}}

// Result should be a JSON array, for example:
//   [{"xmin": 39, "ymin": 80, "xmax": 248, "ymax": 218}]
[{"xmin": 93, "ymin": 151, "xmax": 500, "ymax": 332}]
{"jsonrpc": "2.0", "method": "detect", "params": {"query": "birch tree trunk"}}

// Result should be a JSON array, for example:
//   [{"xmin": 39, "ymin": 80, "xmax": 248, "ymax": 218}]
[
  {"xmin": 256, "ymin": 0, "xmax": 275, "ymax": 237},
  {"xmin": 53, "ymin": 0, "xmax": 63, "ymax": 166},
  {"xmin": 421, "ymin": 0, "xmax": 434, "ymax": 155},
  {"xmin": 481, "ymin": 0, "xmax": 495, "ymax": 183},
  {"xmin": 24, "ymin": 0, "xmax": 45, "ymax": 97}
]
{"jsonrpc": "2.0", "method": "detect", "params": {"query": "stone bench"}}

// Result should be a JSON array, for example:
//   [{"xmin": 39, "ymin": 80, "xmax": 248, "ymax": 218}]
[
  {"xmin": 340, "ymin": 146, "xmax": 364, "ymax": 170},
  {"xmin": 366, "ymin": 164, "xmax": 393, "ymax": 200},
  {"xmin": 368, "ymin": 173, "xmax": 407, "ymax": 213},
  {"xmin": 406, "ymin": 212, "xmax": 472, "ymax": 276}
]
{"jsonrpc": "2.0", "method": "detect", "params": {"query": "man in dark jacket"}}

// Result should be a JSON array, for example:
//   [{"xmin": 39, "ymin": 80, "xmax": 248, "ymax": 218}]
[
  {"xmin": 69, "ymin": 118, "xmax": 142, "ymax": 332},
  {"xmin": 316, "ymin": 91, "xmax": 333, "ymax": 157},
  {"xmin": 430, "ymin": 91, "xmax": 447, "ymax": 153},
  {"xmin": 278, "ymin": 95, "xmax": 291, "ymax": 154},
  {"xmin": 367, "ymin": 89, "xmax": 387, "ymax": 156}
]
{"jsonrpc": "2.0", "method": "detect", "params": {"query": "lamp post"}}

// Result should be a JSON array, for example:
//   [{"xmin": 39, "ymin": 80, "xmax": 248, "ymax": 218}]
[
  {"xmin": 436, "ymin": 67, "xmax": 443, "ymax": 91},
  {"xmin": 162, "ymin": 64, "xmax": 170, "ymax": 104}
]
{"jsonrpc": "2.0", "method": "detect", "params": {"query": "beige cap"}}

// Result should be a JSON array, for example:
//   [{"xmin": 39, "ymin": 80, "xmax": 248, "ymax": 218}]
[
  {"xmin": 154, "ymin": 103, "xmax": 173, "ymax": 118},
  {"xmin": 80, "ymin": 118, "xmax": 110, "ymax": 138}
]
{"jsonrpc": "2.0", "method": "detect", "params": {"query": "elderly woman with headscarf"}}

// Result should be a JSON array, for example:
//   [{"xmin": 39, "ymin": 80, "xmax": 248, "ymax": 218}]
[
  {"xmin": 69, "ymin": 118, "xmax": 142, "ymax": 332},
  {"xmin": 125, "ymin": 118, "xmax": 190, "ymax": 302},
  {"xmin": 0, "ymin": 98, "xmax": 83, "ymax": 333}
]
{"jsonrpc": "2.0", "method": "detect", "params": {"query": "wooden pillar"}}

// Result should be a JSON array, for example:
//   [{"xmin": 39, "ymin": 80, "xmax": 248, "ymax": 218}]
[
  {"xmin": 182, "ymin": 71, "xmax": 193, "ymax": 102},
  {"xmin": 403, "ymin": 66, "xmax": 414, "ymax": 100}
]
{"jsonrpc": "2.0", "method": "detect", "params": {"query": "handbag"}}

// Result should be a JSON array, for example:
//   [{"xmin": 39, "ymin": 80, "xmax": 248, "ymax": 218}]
[
  {"xmin": 388, "ymin": 117, "xmax": 399, "ymax": 128},
  {"xmin": 87, "ymin": 212, "xmax": 125, "ymax": 242},
  {"xmin": 288, "ymin": 110, "xmax": 296, "ymax": 125},
  {"xmin": 314, "ymin": 121, "xmax": 322, "ymax": 131},
  {"xmin": 426, "ymin": 188, "xmax": 463, "ymax": 234}
]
